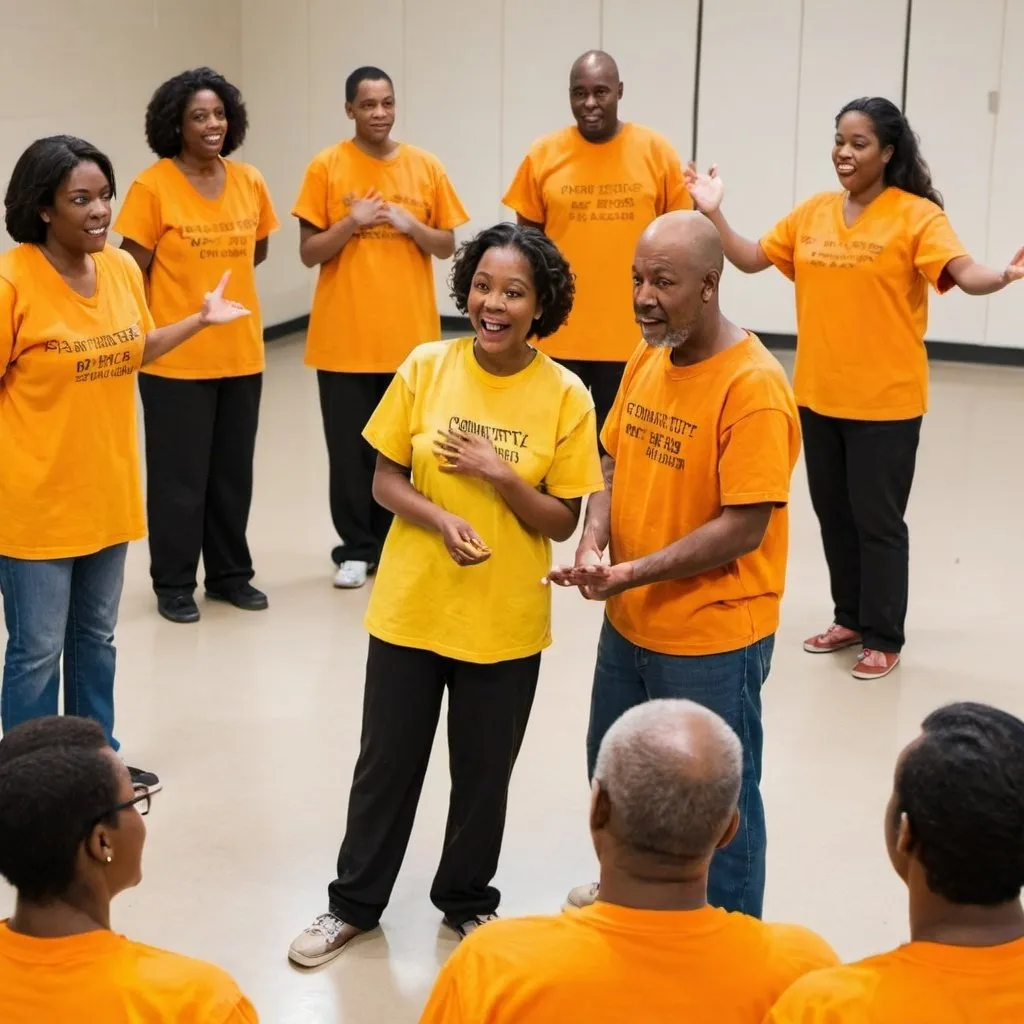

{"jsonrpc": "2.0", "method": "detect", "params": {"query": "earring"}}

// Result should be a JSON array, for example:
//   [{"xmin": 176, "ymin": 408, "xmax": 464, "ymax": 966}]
[{"xmin": 105, "ymin": 854, "xmax": 112, "ymax": 864}]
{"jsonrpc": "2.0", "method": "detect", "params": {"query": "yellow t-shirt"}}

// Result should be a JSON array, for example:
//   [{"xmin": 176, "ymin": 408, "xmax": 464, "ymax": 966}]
[
  {"xmin": 0, "ymin": 245, "xmax": 153, "ymax": 560},
  {"xmin": 601, "ymin": 335, "xmax": 800, "ymax": 656},
  {"xmin": 766, "ymin": 936, "xmax": 1024, "ymax": 1023},
  {"xmin": 760, "ymin": 187, "xmax": 968, "ymax": 420},
  {"xmin": 114, "ymin": 157, "xmax": 279, "ymax": 379},
  {"xmin": 502, "ymin": 123, "xmax": 692, "ymax": 363},
  {"xmin": 0, "ymin": 921, "xmax": 258, "ymax": 1023},
  {"xmin": 363, "ymin": 337, "xmax": 603, "ymax": 663},
  {"xmin": 292, "ymin": 140, "xmax": 470, "ymax": 373},
  {"xmin": 419, "ymin": 902, "xmax": 839, "ymax": 1024}
]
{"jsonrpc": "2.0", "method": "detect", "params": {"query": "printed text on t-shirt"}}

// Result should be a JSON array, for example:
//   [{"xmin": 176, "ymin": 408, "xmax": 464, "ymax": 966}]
[
  {"xmin": 449, "ymin": 415, "xmax": 528, "ymax": 465},
  {"xmin": 623, "ymin": 400, "xmax": 697, "ymax": 471}
]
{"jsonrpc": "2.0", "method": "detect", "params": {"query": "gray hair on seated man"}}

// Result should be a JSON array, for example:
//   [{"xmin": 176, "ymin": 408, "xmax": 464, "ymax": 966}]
[{"xmin": 591, "ymin": 699, "xmax": 743, "ymax": 891}]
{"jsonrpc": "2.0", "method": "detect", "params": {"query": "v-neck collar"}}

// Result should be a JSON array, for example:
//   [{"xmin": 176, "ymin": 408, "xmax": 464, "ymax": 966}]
[{"xmin": 836, "ymin": 186, "xmax": 896, "ymax": 234}]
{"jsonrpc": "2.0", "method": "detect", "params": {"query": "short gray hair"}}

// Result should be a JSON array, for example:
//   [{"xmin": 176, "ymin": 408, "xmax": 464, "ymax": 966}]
[{"xmin": 593, "ymin": 699, "xmax": 743, "ymax": 859}]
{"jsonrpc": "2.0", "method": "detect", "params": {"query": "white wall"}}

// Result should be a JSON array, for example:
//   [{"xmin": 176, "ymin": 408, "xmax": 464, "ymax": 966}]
[{"xmin": 2, "ymin": 0, "xmax": 1023, "ymax": 350}]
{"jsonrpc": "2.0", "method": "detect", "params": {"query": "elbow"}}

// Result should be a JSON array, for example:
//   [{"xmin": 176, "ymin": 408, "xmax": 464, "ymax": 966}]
[{"xmin": 299, "ymin": 249, "xmax": 318, "ymax": 269}]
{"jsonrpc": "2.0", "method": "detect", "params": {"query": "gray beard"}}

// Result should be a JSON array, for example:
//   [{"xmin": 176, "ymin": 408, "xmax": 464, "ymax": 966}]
[{"xmin": 643, "ymin": 326, "xmax": 690, "ymax": 350}]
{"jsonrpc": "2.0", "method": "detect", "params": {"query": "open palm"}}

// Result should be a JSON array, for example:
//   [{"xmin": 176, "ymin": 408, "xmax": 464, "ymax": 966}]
[
  {"xmin": 684, "ymin": 162, "xmax": 725, "ymax": 215},
  {"xmin": 200, "ymin": 271, "xmax": 250, "ymax": 326}
]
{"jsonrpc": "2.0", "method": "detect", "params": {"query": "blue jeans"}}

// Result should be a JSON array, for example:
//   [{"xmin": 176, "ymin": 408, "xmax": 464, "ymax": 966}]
[
  {"xmin": 586, "ymin": 617, "xmax": 773, "ymax": 918},
  {"xmin": 0, "ymin": 544, "xmax": 127, "ymax": 749}
]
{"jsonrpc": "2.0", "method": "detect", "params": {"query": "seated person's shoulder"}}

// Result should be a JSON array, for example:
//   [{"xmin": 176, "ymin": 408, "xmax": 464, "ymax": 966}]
[
  {"xmin": 768, "ymin": 957, "xmax": 894, "ymax": 1023},
  {"xmin": 760, "ymin": 920, "xmax": 841, "ymax": 976},
  {"xmin": 454, "ymin": 912, "xmax": 597, "ymax": 979}
]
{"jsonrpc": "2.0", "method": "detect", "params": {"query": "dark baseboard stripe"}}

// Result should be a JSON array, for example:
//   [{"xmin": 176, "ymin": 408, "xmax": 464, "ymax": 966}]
[{"xmin": 270, "ymin": 316, "xmax": 1024, "ymax": 368}]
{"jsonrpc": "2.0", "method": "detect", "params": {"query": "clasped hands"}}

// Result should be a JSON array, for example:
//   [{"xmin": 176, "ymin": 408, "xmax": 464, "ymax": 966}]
[{"xmin": 348, "ymin": 188, "xmax": 415, "ymax": 234}]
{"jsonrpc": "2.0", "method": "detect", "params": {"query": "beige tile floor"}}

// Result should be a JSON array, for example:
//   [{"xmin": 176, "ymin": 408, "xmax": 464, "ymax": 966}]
[{"xmin": 2, "ymin": 334, "xmax": 1024, "ymax": 1022}]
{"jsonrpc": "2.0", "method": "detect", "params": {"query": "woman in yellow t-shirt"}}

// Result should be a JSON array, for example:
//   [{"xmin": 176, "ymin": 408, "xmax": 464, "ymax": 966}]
[
  {"xmin": 117, "ymin": 67, "xmax": 279, "ymax": 625},
  {"xmin": 0, "ymin": 135, "xmax": 249, "ymax": 791},
  {"xmin": 288, "ymin": 223, "xmax": 604, "ymax": 967},
  {"xmin": 0, "ymin": 715, "xmax": 258, "ymax": 1023},
  {"xmin": 685, "ymin": 96, "xmax": 1024, "ymax": 680}
]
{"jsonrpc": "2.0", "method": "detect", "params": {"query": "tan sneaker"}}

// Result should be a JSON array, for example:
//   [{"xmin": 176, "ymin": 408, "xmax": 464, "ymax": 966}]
[
  {"xmin": 287, "ymin": 912, "xmax": 364, "ymax": 967},
  {"xmin": 852, "ymin": 649, "xmax": 900, "ymax": 680},
  {"xmin": 564, "ymin": 882, "xmax": 599, "ymax": 910},
  {"xmin": 803, "ymin": 623, "xmax": 862, "ymax": 654}
]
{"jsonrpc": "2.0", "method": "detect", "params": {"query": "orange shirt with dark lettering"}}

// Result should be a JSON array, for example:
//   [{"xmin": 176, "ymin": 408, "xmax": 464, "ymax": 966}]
[
  {"xmin": 0, "ymin": 245, "xmax": 152, "ymax": 559},
  {"xmin": 601, "ymin": 335, "xmax": 800, "ymax": 656},
  {"xmin": 114, "ymin": 157, "xmax": 279, "ymax": 379},
  {"xmin": 503, "ymin": 124, "xmax": 691, "ymax": 362},
  {"xmin": 760, "ymin": 187, "xmax": 967, "ymax": 420},
  {"xmin": 419, "ymin": 902, "xmax": 838, "ymax": 1024},
  {"xmin": 766, "ymin": 937, "xmax": 1024, "ymax": 1023},
  {"xmin": 0, "ymin": 921, "xmax": 258, "ymax": 1023},
  {"xmin": 293, "ymin": 140, "xmax": 469, "ymax": 373}
]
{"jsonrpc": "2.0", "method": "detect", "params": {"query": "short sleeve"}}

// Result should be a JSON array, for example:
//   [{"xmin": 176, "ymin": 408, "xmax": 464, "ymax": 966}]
[
  {"xmin": 430, "ymin": 166, "xmax": 470, "ymax": 230},
  {"xmin": 599, "ymin": 343, "xmax": 646, "ymax": 458},
  {"xmin": 114, "ymin": 180, "xmax": 163, "ymax": 251},
  {"xmin": 719, "ymin": 409, "xmax": 794, "ymax": 507},
  {"xmin": 542, "ymin": 385, "xmax": 604, "ymax": 499},
  {"xmin": 118, "ymin": 251, "xmax": 156, "ymax": 334},
  {"xmin": 0, "ymin": 278, "xmax": 15, "ymax": 378},
  {"xmin": 913, "ymin": 207, "xmax": 968, "ymax": 294},
  {"xmin": 252, "ymin": 168, "xmax": 281, "ymax": 240},
  {"xmin": 763, "ymin": 969, "xmax": 859, "ymax": 1024},
  {"xmin": 760, "ymin": 206, "xmax": 802, "ymax": 281},
  {"xmin": 292, "ymin": 156, "xmax": 330, "ymax": 230},
  {"xmin": 363, "ymin": 371, "xmax": 415, "ymax": 467},
  {"xmin": 658, "ymin": 141, "xmax": 693, "ymax": 214},
  {"xmin": 502, "ymin": 153, "xmax": 546, "ymax": 224}
]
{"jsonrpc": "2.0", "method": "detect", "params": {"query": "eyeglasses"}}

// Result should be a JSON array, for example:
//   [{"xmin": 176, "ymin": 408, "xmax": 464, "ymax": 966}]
[{"xmin": 86, "ymin": 783, "xmax": 154, "ymax": 835}]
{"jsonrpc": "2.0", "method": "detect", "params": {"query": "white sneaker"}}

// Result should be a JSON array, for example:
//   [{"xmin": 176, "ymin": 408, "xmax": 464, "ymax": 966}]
[
  {"xmin": 287, "ymin": 912, "xmax": 363, "ymax": 967},
  {"xmin": 564, "ymin": 882, "xmax": 599, "ymax": 910},
  {"xmin": 333, "ymin": 561, "xmax": 368, "ymax": 589}
]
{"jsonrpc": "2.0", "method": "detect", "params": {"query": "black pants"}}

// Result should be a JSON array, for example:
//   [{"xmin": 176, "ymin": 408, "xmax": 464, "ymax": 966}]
[
  {"xmin": 556, "ymin": 359, "xmax": 626, "ymax": 447},
  {"xmin": 138, "ymin": 373, "xmax": 261, "ymax": 597},
  {"xmin": 317, "ymin": 371, "xmax": 394, "ymax": 565},
  {"xmin": 799, "ymin": 407, "xmax": 922, "ymax": 652},
  {"xmin": 327, "ymin": 638, "xmax": 540, "ymax": 930}
]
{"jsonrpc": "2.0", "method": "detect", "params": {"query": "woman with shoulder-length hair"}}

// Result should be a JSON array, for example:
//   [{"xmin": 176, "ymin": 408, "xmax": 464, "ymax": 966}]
[
  {"xmin": 117, "ymin": 66, "xmax": 279, "ymax": 624},
  {"xmin": 0, "ymin": 134, "xmax": 249, "ymax": 789},
  {"xmin": 686, "ymin": 96, "xmax": 1024, "ymax": 680}
]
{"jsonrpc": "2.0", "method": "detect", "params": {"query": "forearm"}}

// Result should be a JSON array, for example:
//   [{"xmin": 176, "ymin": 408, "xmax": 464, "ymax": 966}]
[
  {"xmin": 948, "ymin": 257, "xmax": 1011, "ymax": 296},
  {"xmin": 405, "ymin": 221, "xmax": 455, "ymax": 259},
  {"xmin": 300, "ymin": 217, "xmax": 358, "ymax": 267},
  {"xmin": 142, "ymin": 314, "xmax": 204, "ymax": 365},
  {"xmin": 373, "ymin": 469, "xmax": 447, "ymax": 532},
  {"xmin": 489, "ymin": 464, "xmax": 578, "ymax": 542},
  {"xmin": 579, "ymin": 457, "xmax": 614, "ymax": 552},
  {"xmin": 706, "ymin": 209, "xmax": 771, "ymax": 273}
]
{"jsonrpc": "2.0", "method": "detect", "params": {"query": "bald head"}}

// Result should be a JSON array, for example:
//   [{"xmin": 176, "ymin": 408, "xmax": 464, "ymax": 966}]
[
  {"xmin": 638, "ymin": 210, "xmax": 724, "ymax": 277},
  {"xmin": 569, "ymin": 50, "xmax": 622, "ymax": 142},
  {"xmin": 593, "ymin": 699, "xmax": 742, "ymax": 860},
  {"xmin": 570, "ymin": 49, "xmax": 620, "ymax": 84}
]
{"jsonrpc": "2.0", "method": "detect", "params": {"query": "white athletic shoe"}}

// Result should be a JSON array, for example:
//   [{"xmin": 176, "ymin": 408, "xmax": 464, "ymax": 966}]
[{"xmin": 333, "ymin": 561, "xmax": 369, "ymax": 589}]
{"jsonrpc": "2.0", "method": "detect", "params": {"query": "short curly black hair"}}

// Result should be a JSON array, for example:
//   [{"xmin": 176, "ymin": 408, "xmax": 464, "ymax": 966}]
[
  {"xmin": 0, "ymin": 715, "xmax": 107, "ymax": 768},
  {"xmin": 145, "ymin": 67, "xmax": 248, "ymax": 159},
  {"xmin": 449, "ymin": 222, "xmax": 575, "ymax": 340},
  {"xmin": 0, "ymin": 746, "xmax": 121, "ymax": 902},
  {"xmin": 4, "ymin": 135, "xmax": 115, "ymax": 245},
  {"xmin": 897, "ymin": 701, "xmax": 1024, "ymax": 905}
]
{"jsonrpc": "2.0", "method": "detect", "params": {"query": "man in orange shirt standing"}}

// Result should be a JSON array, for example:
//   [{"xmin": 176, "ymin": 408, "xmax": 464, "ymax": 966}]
[
  {"xmin": 768, "ymin": 701, "xmax": 1024, "ymax": 1023},
  {"xmin": 551, "ymin": 211, "xmax": 800, "ymax": 919},
  {"xmin": 503, "ymin": 50, "xmax": 691, "ymax": 438},
  {"xmin": 419, "ymin": 699, "xmax": 837, "ymax": 1024},
  {"xmin": 294, "ymin": 66, "xmax": 469, "ymax": 589}
]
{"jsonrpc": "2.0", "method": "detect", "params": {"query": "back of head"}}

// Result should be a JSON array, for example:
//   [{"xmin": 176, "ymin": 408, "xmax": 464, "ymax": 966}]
[
  {"xmin": 594, "ymin": 699, "xmax": 742, "ymax": 860},
  {"xmin": 0, "ymin": 715, "xmax": 107, "ymax": 768},
  {"xmin": 345, "ymin": 65, "xmax": 393, "ymax": 104},
  {"xmin": 836, "ymin": 96, "xmax": 942, "ymax": 207},
  {"xmin": 897, "ymin": 701, "xmax": 1024, "ymax": 905},
  {"xmin": 0, "ymin": 747, "xmax": 120, "ymax": 902}
]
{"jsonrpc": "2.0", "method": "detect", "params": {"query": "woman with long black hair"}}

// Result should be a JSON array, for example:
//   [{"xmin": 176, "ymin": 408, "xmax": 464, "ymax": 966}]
[{"xmin": 686, "ymin": 96, "xmax": 1023, "ymax": 679}]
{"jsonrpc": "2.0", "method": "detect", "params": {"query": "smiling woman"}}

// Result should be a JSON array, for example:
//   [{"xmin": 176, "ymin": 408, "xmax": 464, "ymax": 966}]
[{"xmin": 0, "ymin": 135, "xmax": 250, "ymax": 791}]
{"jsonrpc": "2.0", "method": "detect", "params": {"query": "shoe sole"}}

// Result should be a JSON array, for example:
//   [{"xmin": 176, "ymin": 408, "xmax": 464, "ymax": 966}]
[
  {"xmin": 288, "ymin": 945, "xmax": 349, "ymax": 969},
  {"xmin": 204, "ymin": 592, "xmax": 269, "ymax": 611},
  {"xmin": 333, "ymin": 579, "xmax": 368, "ymax": 589},
  {"xmin": 157, "ymin": 608, "xmax": 199, "ymax": 624},
  {"xmin": 852, "ymin": 660, "xmax": 900, "ymax": 680},
  {"xmin": 803, "ymin": 637, "xmax": 862, "ymax": 654}
]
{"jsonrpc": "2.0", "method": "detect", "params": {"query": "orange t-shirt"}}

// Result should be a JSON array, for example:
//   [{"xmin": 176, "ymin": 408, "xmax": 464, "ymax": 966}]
[
  {"xmin": 0, "ymin": 245, "xmax": 153, "ymax": 560},
  {"xmin": 760, "ymin": 187, "xmax": 968, "ymax": 420},
  {"xmin": 419, "ymin": 902, "xmax": 838, "ymax": 1024},
  {"xmin": 766, "ymin": 936, "xmax": 1024, "ymax": 1023},
  {"xmin": 114, "ymin": 157, "xmax": 279, "ymax": 379},
  {"xmin": 601, "ymin": 335, "xmax": 800, "ymax": 656},
  {"xmin": 502, "ymin": 123, "xmax": 691, "ymax": 362},
  {"xmin": 0, "ymin": 921, "xmax": 258, "ymax": 1022},
  {"xmin": 292, "ymin": 140, "xmax": 469, "ymax": 373}
]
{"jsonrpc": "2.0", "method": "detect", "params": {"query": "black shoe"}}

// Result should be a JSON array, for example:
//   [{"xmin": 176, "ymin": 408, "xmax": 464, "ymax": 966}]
[
  {"xmin": 157, "ymin": 594, "xmax": 200, "ymax": 623},
  {"xmin": 127, "ymin": 765, "xmax": 162, "ymax": 794},
  {"xmin": 205, "ymin": 583, "xmax": 268, "ymax": 611}
]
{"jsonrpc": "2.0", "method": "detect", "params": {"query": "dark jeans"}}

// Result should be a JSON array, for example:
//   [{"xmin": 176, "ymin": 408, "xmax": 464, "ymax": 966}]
[
  {"xmin": 0, "ymin": 543, "xmax": 127, "ymax": 749},
  {"xmin": 799, "ymin": 407, "xmax": 922, "ymax": 652},
  {"xmin": 138, "ymin": 373, "xmax": 262, "ymax": 597},
  {"xmin": 556, "ymin": 359, "xmax": 626, "ymax": 449},
  {"xmin": 328, "ymin": 638, "xmax": 540, "ymax": 930},
  {"xmin": 586, "ymin": 617, "xmax": 773, "ymax": 918},
  {"xmin": 317, "ymin": 371, "xmax": 394, "ymax": 565}
]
